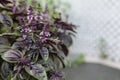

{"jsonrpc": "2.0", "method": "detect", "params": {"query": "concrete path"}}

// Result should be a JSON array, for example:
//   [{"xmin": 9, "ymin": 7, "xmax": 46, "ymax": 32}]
[{"xmin": 65, "ymin": 63, "xmax": 120, "ymax": 80}]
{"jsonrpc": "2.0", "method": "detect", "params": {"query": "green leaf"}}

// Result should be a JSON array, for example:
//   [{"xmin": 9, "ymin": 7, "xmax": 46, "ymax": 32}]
[
  {"xmin": 25, "ymin": 64, "xmax": 47, "ymax": 80},
  {"xmin": 7, "ymin": 72, "xmax": 13, "ymax": 80},
  {"xmin": 10, "ymin": 78, "xmax": 14, "ymax": 80},
  {"xmin": 0, "ymin": 13, "xmax": 13, "ymax": 27},
  {"xmin": 1, "ymin": 50, "xmax": 23, "ymax": 63}
]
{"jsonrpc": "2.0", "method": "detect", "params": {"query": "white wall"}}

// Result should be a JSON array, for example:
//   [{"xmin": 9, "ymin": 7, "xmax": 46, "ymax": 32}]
[{"xmin": 65, "ymin": 0, "xmax": 120, "ymax": 62}]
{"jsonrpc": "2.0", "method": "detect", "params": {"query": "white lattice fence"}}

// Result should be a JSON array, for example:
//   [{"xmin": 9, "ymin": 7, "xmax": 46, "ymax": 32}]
[{"xmin": 67, "ymin": 0, "xmax": 120, "ymax": 62}]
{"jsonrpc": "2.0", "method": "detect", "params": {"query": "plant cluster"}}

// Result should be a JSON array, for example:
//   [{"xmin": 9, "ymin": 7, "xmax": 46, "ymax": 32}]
[{"xmin": 0, "ymin": 0, "xmax": 75, "ymax": 80}]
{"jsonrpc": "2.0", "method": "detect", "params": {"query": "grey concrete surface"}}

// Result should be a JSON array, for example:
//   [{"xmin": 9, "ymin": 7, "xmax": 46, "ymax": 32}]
[{"xmin": 65, "ymin": 63, "xmax": 120, "ymax": 80}]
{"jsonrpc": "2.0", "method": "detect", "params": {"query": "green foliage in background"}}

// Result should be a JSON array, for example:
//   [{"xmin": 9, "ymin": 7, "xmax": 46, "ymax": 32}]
[
  {"xmin": 98, "ymin": 37, "xmax": 108, "ymax": 59},
  {"xmin": 36, "ymin": 0, "xmax": 71, "ymax": 19},
  {"xmin": 71, "ymin": 54, "xmax": 85, "ymax": 67}
]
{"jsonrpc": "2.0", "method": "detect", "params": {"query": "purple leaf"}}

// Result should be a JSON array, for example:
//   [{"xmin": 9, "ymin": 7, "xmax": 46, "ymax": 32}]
[
  {"xmin": 25, "ymin": 64, "xmax": 48, "ymax": 80},
  {"xmin": 58, "ymin": 33, "xmax": 73, "ymax": 47},
  {"xmin": 0, "ymin": 37, "xmax": 10, "ymax": 45},
  {"xmin": 0, "ymin": 45, "xmax": 10, "ymax": 54},
  {"xmin": 1, "ymin": 50, "xmax": 23, "ymax": 63},
  {"xmin": 50, "ymin": 76, "xmax": 59, "ymax": 80},
  {"xmin": 1, "ymin": 62, "xmax": 10, "ymax": 79},
  {"xmin": 0, "ymin": 37, "xmax": 10, "ymax": 54},
  {"xmin": 50, "ymin": 71, "xmax": 64, "ymax": 80},
  {"xmin": 59, "ymin": 43, "xmax": 69, "ymax": 56},
  {"xmin": 39, "ymin": 47, "xmax": 49, "ymax": 61},
  {"xmin": 12, "ymin": 42, "xmax": 24, "ymax": 49},
  {"xmin": 0, "ymin": 13, "xmax": 13, "ymax": 27},
  {"xmin": 0, "ymin": 0, "xmax": 12, "ymax": 5}
]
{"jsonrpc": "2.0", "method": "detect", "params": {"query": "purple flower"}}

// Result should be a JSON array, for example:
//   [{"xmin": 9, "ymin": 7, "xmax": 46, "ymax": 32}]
[
  {"xmin": 27, "ymin": 6, "xmax": 34, "ymax": 24},
  {"xmin": 27, "ymin": 6, "xmax": 34, "ymax": 15},
  {"xmin": 39, "ymin": 30, "xmax": 51, "ymax": 43},
  {"xmin": 40, "ymin": 13, "xmax": 50, "ymax": 20},
  {"xmin": 22, "ymin": 27, "xmax": 31, "ymax": 33},
  {"xmin": 27, "ymin": 15, "xmax": 34, "ymax": 24},
  {"xmin": 18, "ymin": 17, "xmax": 26, "ymax": 26},
  {"xmin": 39, "ymin": 37, "xmax": 47, "ymax": 42},
  {"xmin": 44, "ymin": 31, "xmax": 51, "ymax": 36},
  {"xmin": 31, "ymin": 26, "xmax": 37, "ymax": 31},
  {"xmin": 22, "ymin": 34, "xmax": 27, "ymax": 39},
  {"xmin": 40, "ymin": 31, "xmax": 50, "ymax": 37}
]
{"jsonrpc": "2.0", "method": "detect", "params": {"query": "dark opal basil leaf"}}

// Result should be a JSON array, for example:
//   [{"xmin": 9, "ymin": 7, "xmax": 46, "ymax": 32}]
[
  {"xmin": 12, "ymin": 42, "xmax": 24, "ymax": 49},
  {"xmin": 53, "ymin": 54, "xmax": 65, "ymax": 68},
  {"xmin": 0, "ymin": 36, "xmax": 10, "ymax": 45},
  {"xmin": 0, "ymin": 13, "xmax": 13, "ymax": 27},
  {"xmin": 1, "ymin": 50, "xmax": 23, "ymax": 63},
  {"xmin": 59, "ymin": 44, "xmax": 68, "ymax": 56},
  {"xmin": 46, "ymin": 39, "xmax": 59, "ymax": 51},
  {"xmin": 50, "ymin": 71, "xmax": 64, "ymax": 80},
  {"xmin": 59, "ymin": 33, "xmax": 73, "ymax": 47},
  {"xmin": 0, "ymin": 45, "xmax": 10, "ymax": 54},
  {"xmin": 50, "ymin": 76, "xmax": 59, "ymax": 80},
  {"xmin": 56, "ymin": 71, "xmax": 64, "ymax": 77},
  {"xmin": 40, "ymin": 47, "xmax": 49, "ymax": 61},
  {"xmin": 54, "ymin": 18, "xmax": 75, "ymax": 32},
  {"xmin": 25, "ymin": 64, "xmax": 48, "ymax": 80},
  {"xmin": 0, "ymin": 37, "xmax": 10, "ymax": 54},
  {"xmin": 1, "ymin": 62, "xmax": 10, "ymax": 79},
  {"xmin": 39, "ymin": 59, "xmax": 56, "ymax": 72},
  {"xmin": 0, "ymin": 0, "xmax": 12, "ymax": 5}
]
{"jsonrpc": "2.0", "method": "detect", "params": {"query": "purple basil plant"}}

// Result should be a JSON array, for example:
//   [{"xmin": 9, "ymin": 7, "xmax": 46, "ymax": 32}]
[{"xmin": 0, "ymin": 0, "xmax": 75, "ymax": 80}]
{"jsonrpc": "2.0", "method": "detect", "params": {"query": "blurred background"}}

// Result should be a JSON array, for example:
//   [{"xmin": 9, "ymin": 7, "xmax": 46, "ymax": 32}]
[
  {"xmin": 66, "ymin": 0, "xmax": 120, "ymax": 62},
  {"xmin": 59, "ymin": 0, "xmax": 120, "ymax": 80}
]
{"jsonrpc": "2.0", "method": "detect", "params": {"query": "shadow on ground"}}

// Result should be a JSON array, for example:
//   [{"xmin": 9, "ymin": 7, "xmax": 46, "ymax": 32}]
[{"xmin": 64, "ymin": 63, "xmax": 120, "ymax": 80}]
